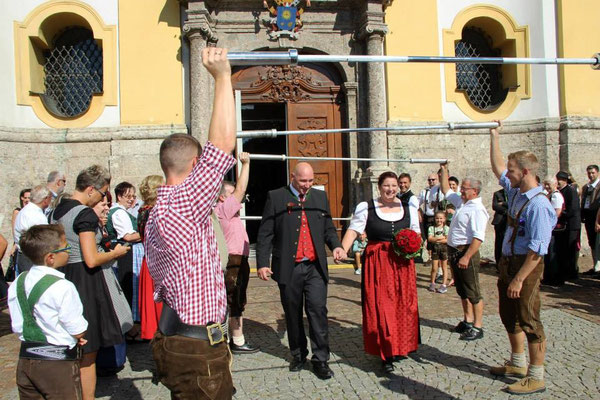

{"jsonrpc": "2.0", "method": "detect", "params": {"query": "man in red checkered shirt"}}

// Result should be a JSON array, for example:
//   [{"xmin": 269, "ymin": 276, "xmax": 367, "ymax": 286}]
[{"xmin": 145, "ymin": 47, "xmax": 237, "ymax": 399}]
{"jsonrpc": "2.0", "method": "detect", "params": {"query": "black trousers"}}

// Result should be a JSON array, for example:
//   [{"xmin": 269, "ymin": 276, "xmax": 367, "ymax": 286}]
[
  {"xmin": 278, "ymin": 261, "xmax": 329, "ymax": 362},
  {"xmin": 556, "ymin": 229, "xmax": 580, "ymax": 281},
  {"xmin": 494, "ymin": 223, "xmax": 507, "ymax": 264},
  {"xmin": 583, "ymin": 214, "xmax": 597, "ymax": 257}
]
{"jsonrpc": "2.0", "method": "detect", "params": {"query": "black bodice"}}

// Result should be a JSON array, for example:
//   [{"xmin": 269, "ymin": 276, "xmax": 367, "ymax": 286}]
[{"xmin": 364, "ymin": 199, "xmax": 410, "ymax": 241}]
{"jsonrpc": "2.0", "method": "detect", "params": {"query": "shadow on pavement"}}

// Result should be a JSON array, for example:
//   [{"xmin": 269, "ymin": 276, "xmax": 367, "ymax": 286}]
[
  {"xmin": 380, "ymin": 375, "xmax": 459, "ymax": 400},
  {"xmin": 242, "ymin": 318, "xmax": 290, "ymax": 361},
  {"xmin": 96, "ymin": 377, "xmax": 145, "ymax": 399}
]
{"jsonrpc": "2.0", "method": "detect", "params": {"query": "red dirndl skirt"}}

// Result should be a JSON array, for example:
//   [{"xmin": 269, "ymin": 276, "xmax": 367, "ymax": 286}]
[
  {"xmin": 139, "ymin": 257, "xmax": 163, "ymax": 340},
  {"xmin": 362, "ymin": 241, "xmax": 420, "ymax": 360}
]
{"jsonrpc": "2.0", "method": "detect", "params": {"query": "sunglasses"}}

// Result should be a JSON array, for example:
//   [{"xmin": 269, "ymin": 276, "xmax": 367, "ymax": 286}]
[
  {"xmin": 94, "ymin": 187, "xmax": 107, "ymax": 198},
  {"xmin": 50, "ymin": 245, "xmax": 72, "ymax": 254}
]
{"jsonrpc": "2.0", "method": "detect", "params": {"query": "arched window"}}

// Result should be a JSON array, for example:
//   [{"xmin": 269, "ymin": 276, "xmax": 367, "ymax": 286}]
[
  {"xmin": 42, "ymin": 27, "xmax": 103, "ymax": 118},
  {"xmin": 455, "ymin": 27, "xmax": 508, "ymax": 110}
]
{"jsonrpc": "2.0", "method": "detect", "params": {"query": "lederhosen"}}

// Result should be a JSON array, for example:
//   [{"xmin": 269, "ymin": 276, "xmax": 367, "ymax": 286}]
[
  {"xmin": 497, "ymin": 192, "xmax": 546, "ymax": 343},
  {"xmin": 16, "ymin": 272, "xmax": 81, "ymax": 361}
]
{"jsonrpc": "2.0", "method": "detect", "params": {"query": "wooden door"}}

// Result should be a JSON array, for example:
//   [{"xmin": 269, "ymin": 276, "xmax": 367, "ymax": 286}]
[{"xmin": 287, "ymin": 102, "xmax": 344, "ymax": 229}]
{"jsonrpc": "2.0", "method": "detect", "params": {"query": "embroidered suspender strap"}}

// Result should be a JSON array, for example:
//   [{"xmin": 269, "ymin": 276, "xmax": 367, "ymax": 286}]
[
  {"xmin": 16, "ymin": 272, "xmax": 62, "ymax": 343},
  {"xmin": 508, "ymin": 192, "xmax": 546, "ymax": 255}
]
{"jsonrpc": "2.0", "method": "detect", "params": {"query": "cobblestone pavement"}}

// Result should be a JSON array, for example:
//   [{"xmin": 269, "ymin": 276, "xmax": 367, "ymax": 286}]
[{"xmin": 1, "ymin": 260, "xmax": 599, "ymax": 399}]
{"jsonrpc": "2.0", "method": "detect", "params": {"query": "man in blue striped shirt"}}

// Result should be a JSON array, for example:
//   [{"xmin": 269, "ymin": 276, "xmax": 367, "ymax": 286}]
[{"xmin": 489, "ymin": 121, "xmax": 557, "ymax": 395}]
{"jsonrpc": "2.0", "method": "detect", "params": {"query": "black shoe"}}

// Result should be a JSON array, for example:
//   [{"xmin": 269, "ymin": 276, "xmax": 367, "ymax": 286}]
[
  {"xmin": 382, "ymin": 359, "xmax": 395, "ymax": 374},
  {"xmin": 452, "ymin": 320, "xmax": 473, "ymax": 334},
  {"xmin": 460, "ymin": 327, "xmax": 483, "ymax": 341},
  {"xmin": 289, "ymin": 357, "xmax": 306, "ymax": 372},
  {"xmin": 583, "ymin": 269, "xmax": 598, "ymax": 275},
  {"xmin": 312, "ymin": 361, "xmax": 334, "ymax": 380},
  {"xmin": 230, "ymin": 341, "xmax": 260, "ymax": 355}
]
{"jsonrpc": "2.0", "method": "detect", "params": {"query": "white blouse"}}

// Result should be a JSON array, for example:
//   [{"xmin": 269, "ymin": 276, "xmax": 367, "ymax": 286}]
[{"xmin": 348, "ymin": 200, "xmax": 420, "ymax": 234}]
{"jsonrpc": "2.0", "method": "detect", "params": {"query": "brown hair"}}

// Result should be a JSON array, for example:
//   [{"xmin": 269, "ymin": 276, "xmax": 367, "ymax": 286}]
[
  {"xmin": 507, "ymin": 151, "xmax": 539, "ymax": 175},
  {"xmin": 377, "ymin": 171, "xmax": 398, "ymax": 187},
  {"xmin": 159, "ymin": 133, "xmax": 202, "ymax": 175},
  {"xmin": 19, "ymin": 224, "xmax": 65, "ymax": 265},
  {"xmin": 75, "ymin": 165, "xmax": 111, "ymax": 191}
]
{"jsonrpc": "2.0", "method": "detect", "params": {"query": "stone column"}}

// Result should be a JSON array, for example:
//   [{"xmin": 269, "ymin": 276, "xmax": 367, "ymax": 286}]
[
  {"xmin": 183, "ymin": 7, "xmax": 217, "ymax": 144},
  {"xmin": 357, "ymin": 8, "xmax": 389, "ymax": 197}
]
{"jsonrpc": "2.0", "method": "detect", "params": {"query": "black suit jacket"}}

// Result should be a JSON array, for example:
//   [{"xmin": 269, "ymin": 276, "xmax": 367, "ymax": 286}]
[
  {"xmin": 256, "ymin": 186, "xmax": 341, "ymax": 286},
  {"xmin": 559, "ymin": 184, "xmax": 581, "ymax": 230},
  {"xmin": 580, "ymin": 182, "xmax": 600, "ymax": 222},
  {"xmin": 492, "ymin": 189, "xmax": 508, "ymax": 226}
]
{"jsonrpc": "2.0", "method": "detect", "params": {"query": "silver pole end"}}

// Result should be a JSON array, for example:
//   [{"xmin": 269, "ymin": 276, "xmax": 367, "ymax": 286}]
[{"xmin": 592, "ymin": 53, "xmax": 600, "ymax": 70}]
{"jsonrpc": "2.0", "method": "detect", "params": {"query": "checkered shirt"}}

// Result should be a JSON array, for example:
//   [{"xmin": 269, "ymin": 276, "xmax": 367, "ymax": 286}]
[{"xmin": 145, "ymin": 142, "xmax": 235, "ymax": 325}]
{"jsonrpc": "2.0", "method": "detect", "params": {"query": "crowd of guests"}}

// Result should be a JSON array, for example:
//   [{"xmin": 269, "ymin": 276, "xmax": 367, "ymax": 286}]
[{"xmin": 2, "ymin": 47, "xmax": 598, "ymax": 400}]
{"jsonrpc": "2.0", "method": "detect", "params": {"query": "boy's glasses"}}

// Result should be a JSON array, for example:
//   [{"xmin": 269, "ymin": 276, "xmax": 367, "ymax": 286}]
[{"xmin": 50, "ymin": 245, "xmax": 72, "ymax": 254}]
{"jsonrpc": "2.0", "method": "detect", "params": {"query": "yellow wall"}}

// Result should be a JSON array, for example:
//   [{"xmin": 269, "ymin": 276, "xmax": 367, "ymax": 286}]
[
  {"xmin": 385, "ymin": 1, "xmax": 442, "ymax": 121},
  {"xmin": 119, "ymin": 0, "xmax": 183, "ymax": 124},
  {"xmin": 556, "ymin": 0, "xmax": 600, "ymax": 116}
]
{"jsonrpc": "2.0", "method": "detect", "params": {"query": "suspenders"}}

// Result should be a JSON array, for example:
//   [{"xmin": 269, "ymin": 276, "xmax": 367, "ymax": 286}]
[
  {"xmin": 506, "ymin": 192, "xmax": 546, "ymax": 255},
  {"xmin": 16, "ymin": 272, "xmax": 62, "ymax": 343}
]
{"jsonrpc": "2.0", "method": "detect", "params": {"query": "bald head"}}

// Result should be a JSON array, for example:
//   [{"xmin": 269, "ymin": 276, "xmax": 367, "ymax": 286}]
[
  {"xmin": 427, "ymin": 173, "xmax": 438, "ymax": 188},
  {"xmin": 291, "ymin": 162, "xmax": 314, "ymax": 195}
]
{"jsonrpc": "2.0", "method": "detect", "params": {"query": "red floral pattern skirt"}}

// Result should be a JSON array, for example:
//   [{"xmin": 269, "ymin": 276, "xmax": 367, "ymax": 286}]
[{"xmin": 362, "ymin": 241, "xmax": 420, "ymax": 360}]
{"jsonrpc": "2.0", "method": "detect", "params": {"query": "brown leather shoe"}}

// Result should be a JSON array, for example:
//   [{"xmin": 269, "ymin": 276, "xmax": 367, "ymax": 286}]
[
  {"xmin": 506, "ymin": 377, "xmax": 546, "ymax": 395},
  {"xmin": 490, "ymin": 361, "xmax": 527, "ymax": 378}
]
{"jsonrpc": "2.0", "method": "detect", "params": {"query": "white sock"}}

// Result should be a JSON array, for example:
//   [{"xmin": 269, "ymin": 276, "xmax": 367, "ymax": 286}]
[
  {"xmin": 528, "ymin": 364, "xmax": 544, "ymax": 380},
  {"xmin": 510, "ymin": 352, "xmax": 527, "ymax": 368},
  {"xmin": 594, "ymin": 260, "xmax": 600, "ymax": 272},
  {"xmin": 232, "ymin": 334, "xmax": 245, "ymax": 346}
]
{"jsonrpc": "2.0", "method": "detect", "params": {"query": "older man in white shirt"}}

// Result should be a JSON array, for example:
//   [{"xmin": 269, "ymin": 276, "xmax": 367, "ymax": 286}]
[
  {"xmin": 440, "ymin": 164, "xmax": 489, "ymax": 341},
  {"xmin": 13, "ymin": 184, "xmax": 52, "ymax": 273}
]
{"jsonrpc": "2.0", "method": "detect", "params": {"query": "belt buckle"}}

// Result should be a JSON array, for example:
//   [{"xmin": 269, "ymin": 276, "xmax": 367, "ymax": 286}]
[{"xmin": 206, "ymin": 322, "xmax": 225, "ymax": 346}]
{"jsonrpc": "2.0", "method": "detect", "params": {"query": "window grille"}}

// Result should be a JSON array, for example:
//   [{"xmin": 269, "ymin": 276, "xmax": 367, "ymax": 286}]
[
  {"xmin": 42, "ymin": 27, "xmax": 103, "ymax": 118},
  {"xmin": 455, "ymin": 27, "xmax": 507, "ymax": 110}
]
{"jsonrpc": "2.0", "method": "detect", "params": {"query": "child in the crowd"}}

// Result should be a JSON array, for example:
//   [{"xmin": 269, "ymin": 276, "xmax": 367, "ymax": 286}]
[
  {"xmin": 8, "ymin": 224, "xmax": 88, "ymax": 400},
  {"xmin": 352, "ymin": 231, "xmax": 368, "ymax": 275},
  {"xmin": 427, "ymin": 211, "xmax": 449, "ymax": 293}
]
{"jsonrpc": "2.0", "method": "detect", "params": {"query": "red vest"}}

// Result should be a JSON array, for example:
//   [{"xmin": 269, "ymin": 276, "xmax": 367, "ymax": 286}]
[{"xmin": 295, "ymin": 199, "xmax": 316, "ymax": 262}]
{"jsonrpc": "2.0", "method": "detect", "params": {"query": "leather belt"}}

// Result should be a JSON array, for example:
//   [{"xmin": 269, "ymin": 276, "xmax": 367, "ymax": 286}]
[
  {"xmin": 159, "ymin": 304, "xmax": 227, "ymax": 345},
  {"xmin": 19, "ymin": 341, "xmax": 81, "ymax": 361}
]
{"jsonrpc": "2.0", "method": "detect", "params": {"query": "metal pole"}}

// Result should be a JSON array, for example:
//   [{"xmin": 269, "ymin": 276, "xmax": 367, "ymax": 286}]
[
  {"xmin": 237, "ymin": 121, "xmax": 499, "ymax": 138},
  {"xmin": 241, "ymin": 216, "xmax": 352, "ymax": 221},
  {"xmin": 228, "ymin": 49, "xmax": 600, "ymax": 67},
  {"xmin": 248, "ymin": 154, "xmax": 448, "ymax": 164}
]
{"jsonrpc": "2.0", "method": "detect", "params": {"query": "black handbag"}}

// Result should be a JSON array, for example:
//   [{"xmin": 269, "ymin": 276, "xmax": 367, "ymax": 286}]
[{"xmin": 5, "ymin": 253, "xmax": 16, "ymax": 282}]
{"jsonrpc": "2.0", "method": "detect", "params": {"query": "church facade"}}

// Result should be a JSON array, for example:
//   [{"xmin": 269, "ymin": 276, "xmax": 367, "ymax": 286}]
[{"xmin": 1, "ymin": 0, "xmax": 599, "ymax": 256}]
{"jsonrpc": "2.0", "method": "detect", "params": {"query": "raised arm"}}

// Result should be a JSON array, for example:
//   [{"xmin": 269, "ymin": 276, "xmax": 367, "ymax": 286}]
[
  {"xmin": 439, "ymin": 163, "xmax": 450, "ymax": 196},
  {"xmin": 203, "ymin": 47, "xmax": 236, "ymax": 154},
  {"xmin": 490, "ymin": 120, "xmax": 505, "ymax": 179},
  {"xmin": 232, "ymin": 152, "xmax": 250, "ymax": 203}
]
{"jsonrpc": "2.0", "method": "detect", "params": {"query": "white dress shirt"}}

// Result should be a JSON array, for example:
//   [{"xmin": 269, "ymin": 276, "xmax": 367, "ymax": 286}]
[
  {"xmin": 13, "ymin": 203, "xmax": 48, "ymax": 248},
  {"xmin": 550, "ymin": 190, "xmax": 564, "ymax": 211},
  {"xmin": 445, "ymin": 190, "xmax": 489, "ymax": 248},
  {"xmin": 8, "ymin": 266, "xmax": 88, "ymax": 348},
  {"xmin": 110, "ymin": 203, "xmax": 137, "ymax": 239},
  {"xmin": 419, "ymin": 185, "xmax": 444, "ymax": 217},
  {"xmin": 348, "ymin": 200, "xmax": 421, "ymax": 234},
  {"xmin": 584, "ymin": 178, "xmax": 599, "ymax": 209}
]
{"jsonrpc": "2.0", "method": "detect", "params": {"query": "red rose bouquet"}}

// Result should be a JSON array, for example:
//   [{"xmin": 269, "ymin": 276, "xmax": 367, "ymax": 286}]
[{"xmin": 392, "ymin": 228, "xmax": 422, "ymax": 259}]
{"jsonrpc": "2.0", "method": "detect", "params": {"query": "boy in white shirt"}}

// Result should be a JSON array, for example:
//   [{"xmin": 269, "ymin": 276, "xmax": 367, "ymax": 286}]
[{"xmin": 8, "ymin": 224, "xmax": 88, "ymax": 399}]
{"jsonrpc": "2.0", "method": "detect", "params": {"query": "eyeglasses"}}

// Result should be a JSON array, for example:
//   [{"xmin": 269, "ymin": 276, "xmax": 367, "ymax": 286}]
[
  {"xmin": 94, "ymin": 187, "xmax": 107, "ymax": 198},
  {"xmin": 427, "ymin": 179, "xmax": 437, "ymax": 182},
  {"xmin": 50, "ymin": 245, "xmax": 71, "ymax": 254},
  {"xmin": 58, "ymin": 179, "xmax": 66, "ymax": 184},
  {"xmin": 461, "ymin": 186, "xmax": 475, "ymax": 192}
]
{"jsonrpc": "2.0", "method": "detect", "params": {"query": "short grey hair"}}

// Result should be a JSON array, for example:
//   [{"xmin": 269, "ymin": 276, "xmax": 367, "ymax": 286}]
[
  {"xmin": 463, "ymin": 178, "xmax": 482, "ymax": 195},
  {"xmin": 30, "ymin": 184, "xmax": 51, "ymax": 204},
  {"xmin": 47, "ymin": 171, "xmax": 64, "ymax": 183},
  {"xmin": 543, "ymin": 175, "xmax": 557, "ymax": 185}
]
